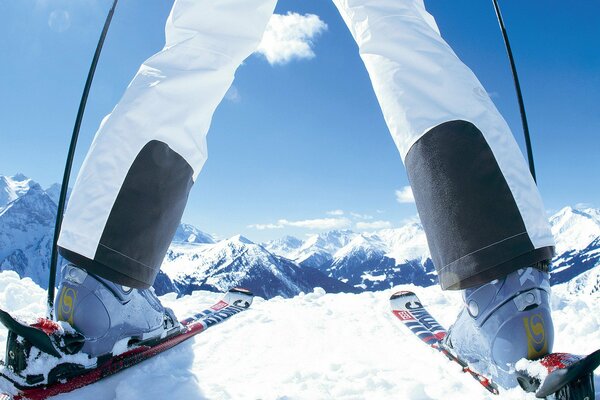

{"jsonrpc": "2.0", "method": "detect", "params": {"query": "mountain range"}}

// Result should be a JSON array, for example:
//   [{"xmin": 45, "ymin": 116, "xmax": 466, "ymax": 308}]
[
  {"xmin": 0, "ymin": 174, "xmax": 356, "ymax": 298},
  {"xmin": 1, "ymin": 173, "xmax": 599, "ymax": 299}
]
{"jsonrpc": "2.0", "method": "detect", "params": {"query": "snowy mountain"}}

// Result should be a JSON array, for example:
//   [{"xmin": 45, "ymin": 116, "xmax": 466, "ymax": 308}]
[
  {"xmin": 0, "ymin": 173, "xmax": 36, "ymax": 211},
  {"xmin": 264, "ymin": 208, "xmax": 600, "ymax": 292},
  {"xmin": 173, "ymin": 223, "xmax": 215, "ymax": 244},
  {"xmin": 549, "ymin": 206, "xmax": 600, "ymax": 255},
  {"xmin": 264, "ymin": 230, "xmax": 357, "ymax": 269},
  {"xmin": 0, "ymin": 180, "xmax": 57, "ymax": 286},
  {"xmin": 2, "ymin": 172, "xmax": 599, "ymax": 300},
  {"xmin": 263, "ymin": 222, "xmax": 434, "ymax": 291},
  {"xmin": 261, "ymin": 235, "xmax": 303, "ymax": 258},
  {"xmin": 0, "ymin": 174, "xmax": 216, "ymax": 294},
  {"xmin": 162, "ymin": 235, "xmax": 357, "ymax": 299},
  {"xmin": 552, "ymin": 236, "xmax": 600, "ymax": 285},
  {"xmin": 376, "ymin": 221, "xmax": 430, "ymax": 262},
  {"xmin": 323, "ymin": 232, "xmax": 435, "ymax": 290},
  {"xmin": 548, "ymin": 207, "xmax": 600, "ymax": 290}
]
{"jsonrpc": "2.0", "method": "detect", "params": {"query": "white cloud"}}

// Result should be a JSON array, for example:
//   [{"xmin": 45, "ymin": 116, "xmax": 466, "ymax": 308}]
[
  {"xmin": 350, "ymin": 212, "xmax": 373, "ymax": 220},
  {"xmin": 256, "ymin": 12, "xmax": 327, "ymax": 65},
  {"xmin": 395, "ymin": 186, "xmax": 415, "ymax": 204},
  {"xmin": 48, "ymin": 10, "xmax": 71, "ymax": 32},
  {"xmin": 326, "ymin": 209, "xmax": 344, "ymax": 216},
  {"xmin": 356, "ymin": 220, "xmax": 392, "ymax": 230},
  {"xmin": 248, "ymin": 217, "xmax": 350, "ymax": 231},
  {"xmin": 278, "ymin": 217, "xmax": 351, "ymax": 230},
  {"xmin": 247, "ymin": 223, "xmax": 284, "ymax": 230}
]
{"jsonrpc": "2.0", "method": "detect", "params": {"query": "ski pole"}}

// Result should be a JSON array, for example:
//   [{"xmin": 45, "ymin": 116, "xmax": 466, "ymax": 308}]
[
  {"xmin": 491, "ymin": 0, "xmax": 537, "ymax": 183},
  {"xmin": 47, "ymin": 0, "xmax": 119, "ymax": 318}
]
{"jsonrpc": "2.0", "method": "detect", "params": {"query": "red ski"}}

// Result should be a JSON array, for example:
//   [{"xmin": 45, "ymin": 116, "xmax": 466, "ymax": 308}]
[
  {"xmin": 0, "ymin": 288, "xmax": 253, "ymax": 400},
  {"xmin": 390, "ymin": 290, "xmax": 600, "ymax": 399},
  {"xmin": 390, "ymin": 290, "xmax": 500, "ymax": 395}
]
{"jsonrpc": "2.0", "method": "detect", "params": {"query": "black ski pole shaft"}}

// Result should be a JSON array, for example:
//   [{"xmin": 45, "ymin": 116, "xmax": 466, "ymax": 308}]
[
  {"xmin": 492, "ymin": 0, "xmax": 537, "ymax": 183},
  {"xmin": 47, "ymin": 0, "xmax": 119, "ymax": 318},
  {"xmin": 491, "ymin": 0, "xmax": 537, "ymax": 183}
]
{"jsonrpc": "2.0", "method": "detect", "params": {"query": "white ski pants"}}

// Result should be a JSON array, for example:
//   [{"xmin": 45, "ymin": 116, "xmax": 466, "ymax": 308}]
[{"xmin": 58, "ymin": 0, "xmax": 555, "ymax": 289}]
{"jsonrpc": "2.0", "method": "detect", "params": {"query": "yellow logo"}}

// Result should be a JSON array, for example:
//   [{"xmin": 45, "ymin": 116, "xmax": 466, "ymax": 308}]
[
  {"xmin": 523, "ymin": 313, "xmax": 547, "ymax": 359},
  {"xmin": 58, "ymin": 287, "xmax": 77, "ymax": 325}
]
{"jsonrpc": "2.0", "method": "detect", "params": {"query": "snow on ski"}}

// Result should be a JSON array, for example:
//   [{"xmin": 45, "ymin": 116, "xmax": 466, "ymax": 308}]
[
  {"xmin": 390, "ymin": 290, "xmax": 501, "ymax": 395},
  {"xmin": 0, "ymin": 288, "xmax": 253, "ymax": 400},
  {"xmin": 515, "ymin": 350, "xmax": 600, "ymax": 399}
]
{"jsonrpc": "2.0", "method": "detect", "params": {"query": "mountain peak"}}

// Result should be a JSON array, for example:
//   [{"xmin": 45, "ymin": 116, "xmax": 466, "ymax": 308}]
[
  {"xmin": 1, "ymin": 174, "xmax": 38, "ymax": 208},
  {"xmin": 173, "ymin": 223, "xmax": 214, "ymax": 244},
  {"xmin": 550, "ymin": 205, "xmax": 600, "ymax": 254},
  {"xmin": 230, "ymin": 234, "xmax": 254, "ymax": 245}
]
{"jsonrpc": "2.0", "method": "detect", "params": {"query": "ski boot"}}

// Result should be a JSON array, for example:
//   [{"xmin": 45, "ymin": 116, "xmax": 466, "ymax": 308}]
[
  {"xmin": 444, "ymin": 266, "xmax": 554, "ymax": 389},
  {"xmin": 54, "ymin": 264, "xmax": 180, "ymax": 358}
]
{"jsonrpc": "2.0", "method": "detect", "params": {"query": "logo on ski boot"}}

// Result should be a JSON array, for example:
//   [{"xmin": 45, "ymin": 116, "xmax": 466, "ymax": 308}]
[
  {"xmin": 523, "ymin": 313, "xmax": 547, "ymax": 358},
  {"xmin": 58, "ymin": 287, "xmax": 77, "ymax": 325}
]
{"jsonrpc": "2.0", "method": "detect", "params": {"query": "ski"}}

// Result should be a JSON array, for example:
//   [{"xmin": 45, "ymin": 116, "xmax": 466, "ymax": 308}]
[
  {"xmin": 390, "ymin": 290, "xmax": 600, "ymax": 399},
  {"xmin": 0, "ymin": 288, "xmax": 253, "ymax": 400},
  {"xmin": 389, "ymin": 290, "xmax": 500, "ymax": 395}
]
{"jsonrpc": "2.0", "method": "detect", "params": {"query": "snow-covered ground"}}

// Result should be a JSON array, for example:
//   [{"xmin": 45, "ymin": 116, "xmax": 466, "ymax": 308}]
[{"xmin": 0, "ymin": 270, "xmax": 599, "ymax": 399}]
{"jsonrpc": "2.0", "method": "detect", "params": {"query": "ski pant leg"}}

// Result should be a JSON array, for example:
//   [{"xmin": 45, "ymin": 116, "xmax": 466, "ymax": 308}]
[
  {"xmin": 57, "ymin": 0, "xmax": 277, "ymax": 288},
  {"xmin": 331, "ymin": 0, "xmax": 555, "ymax": 289}
]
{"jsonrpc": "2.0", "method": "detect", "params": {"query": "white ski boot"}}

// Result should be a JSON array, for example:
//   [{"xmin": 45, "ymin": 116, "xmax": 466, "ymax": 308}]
[
  {"xmin": 54, "ymin": 264, "xmax": 180, "ymax": 357},
  {"xmin": 444, "ymin": 266, "xmax": 554, "ymax": 388}
]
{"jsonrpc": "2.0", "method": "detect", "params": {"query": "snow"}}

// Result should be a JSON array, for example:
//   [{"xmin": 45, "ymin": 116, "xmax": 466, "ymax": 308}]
[
  {"xmin": 550, "ymin": 206, "xmax": 600, "ymax": 255},
  {"xmin": 562, "ymin": 263, "xmax": 600, "ymax": 299},
  {"xmin": 0, "ymin": 174, "xmax": 34, "ymax": 211},
  {"xmin": 264, "ymin": 225, "xmax": 430, "ymax": 268},
  {"xmin": 1, "ymin": 271, "xmax": 599, "ymax": 399},
  {"xmin": 172, "ymin": 223, "xmax": 215, "ymax": 244},
  {"xmin": 361, "ymin": 272, "xmax": 387, "ymax": 282},
  {"xmin": 375, "ymin": 222, "xmax": 429, "ymax": 263},
  {"xmin": 334, "ymin": 234, "xmax": 386, "ymax": 259}
]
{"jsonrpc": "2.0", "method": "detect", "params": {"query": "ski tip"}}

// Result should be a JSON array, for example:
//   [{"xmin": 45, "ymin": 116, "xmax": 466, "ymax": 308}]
[
  {"xmin": 389, "ymin": 290, "xmax": 415, "ymax": 300},
  {"xmin": 229, "ymin": 287, "xmax": 253, "ymax": 296}
]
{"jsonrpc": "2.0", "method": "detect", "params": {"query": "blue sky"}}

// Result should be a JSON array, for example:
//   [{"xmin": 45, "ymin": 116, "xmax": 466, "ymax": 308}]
[{"xmin": 0, "ymin": 0, "xmax": 598, "ymax": 242}]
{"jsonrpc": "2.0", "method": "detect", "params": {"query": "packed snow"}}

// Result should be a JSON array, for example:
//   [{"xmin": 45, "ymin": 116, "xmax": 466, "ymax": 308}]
[{"xmin": 1, "ymin": 271, "xmax": 599, "ymax": 399}]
